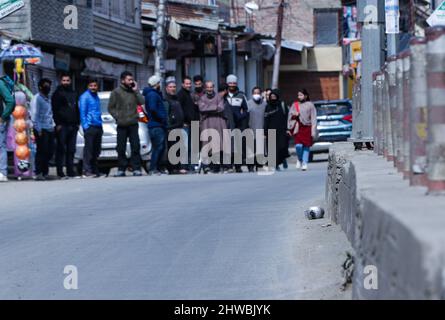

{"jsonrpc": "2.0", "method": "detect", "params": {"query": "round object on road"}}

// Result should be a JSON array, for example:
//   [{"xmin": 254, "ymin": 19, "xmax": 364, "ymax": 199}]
[{"xmin": 305, "ymin": 206, "xmax": 325, "ymax": 220}]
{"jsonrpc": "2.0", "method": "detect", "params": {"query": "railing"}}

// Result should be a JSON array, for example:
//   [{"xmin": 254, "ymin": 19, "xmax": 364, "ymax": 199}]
[{"xmin": 367, "ymin": 26, "xmax": 445, "ymax": 194}]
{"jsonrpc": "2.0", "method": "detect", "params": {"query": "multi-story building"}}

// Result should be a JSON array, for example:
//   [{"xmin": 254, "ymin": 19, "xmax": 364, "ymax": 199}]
[
  {"xmin": 234, "ymin": 0, "xmax": 344, "ymax": 102},
  {"xmin": 0, "ymin": 0, "xmax": 150, "ymax": 94}
]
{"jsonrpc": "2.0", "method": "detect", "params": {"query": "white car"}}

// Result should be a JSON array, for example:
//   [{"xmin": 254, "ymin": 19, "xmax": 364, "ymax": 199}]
[{"xmin": 74, "ymin": 92, "xmax": 152, "ymax": 175}]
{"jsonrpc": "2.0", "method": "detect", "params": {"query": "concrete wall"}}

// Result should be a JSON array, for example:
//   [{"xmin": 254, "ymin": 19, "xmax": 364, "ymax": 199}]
[{"xmin": 326, "ymin": 142, "xmax": 445, "ymax": 299}]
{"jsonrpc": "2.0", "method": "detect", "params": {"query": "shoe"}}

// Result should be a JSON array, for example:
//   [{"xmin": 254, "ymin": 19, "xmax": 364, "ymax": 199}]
[
  {"xmin": 82, "ymin": 173, "xmax": 95, "ymax": 179},
  {"xmin": 114, "ymin": 171, "xmax": 126, "ymax": 177},
  {"xmin": 302, "ymin": 163, "xmax": 308, "ymax": 171},
  {"xmin": 0, "ymin": 173, "xmax": 8, "ymax": 182},
  {"xmin": 34, "ymin": 173, "xmax": 46, "ymax": 181},
  {"xmin": 58, "ymin": 175, "xmax": 69, "ymax": 180},
  {"xmin": 179, "ymin": 169, "xmax": 188, "ymax": 175},
  {"xmin": 296, "ymin": 160, "xmax": 302, "ymax": 170},
  {"xmin": 283, "ymin": 161, "xmax": 289, "ymax": 169},
  {"xmin": 133, "ymin": 170, "xmax": 142, "ymax": 177}
]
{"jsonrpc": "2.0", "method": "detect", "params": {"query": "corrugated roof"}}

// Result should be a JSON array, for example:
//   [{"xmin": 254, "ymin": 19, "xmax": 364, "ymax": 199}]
[{"xmin": 141, "ymin": 0, "xmax": 220, "ymax": 31}]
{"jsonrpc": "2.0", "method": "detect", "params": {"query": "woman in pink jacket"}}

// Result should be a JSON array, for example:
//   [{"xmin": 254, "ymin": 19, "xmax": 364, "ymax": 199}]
[{"xmin": 287, "ymin": 89, "xmax": 317, "ymax": 171}]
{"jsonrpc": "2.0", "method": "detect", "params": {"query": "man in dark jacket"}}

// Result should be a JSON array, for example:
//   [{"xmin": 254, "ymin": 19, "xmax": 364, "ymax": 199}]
[
  {"xmin": 177, "ymin": 76, "xmax": 199, "ymax": 172},
  {"xmin": 225, "ymin": 74, "xmax": 249, "ymax": 173},
  {"xmin": 51, "ymin": 73, "xmax": 80, "ymax": 178},
  {"xmin": 108, "ymin": 71, "xmax": 145, "ymax": 177},
  {"xmin": 143, "ymin": 75, "xmax": 167, "ymax": 175},
  {"xmin": 164, "ymin": 77, "xmax": 186, "ymax": 174}
]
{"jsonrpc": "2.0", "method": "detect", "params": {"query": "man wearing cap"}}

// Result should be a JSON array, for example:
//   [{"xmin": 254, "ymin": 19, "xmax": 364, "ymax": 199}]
[
  {"xmin": 225, "ymin": 74, "xmax": 249, "ymax": 173},
  {"xmin": 143, "ymin": 75, "xmax": 168, "ymax": 175},
  {"xmin": 164, "ymin": 77, "xmax": 186, "ymax": 174}
]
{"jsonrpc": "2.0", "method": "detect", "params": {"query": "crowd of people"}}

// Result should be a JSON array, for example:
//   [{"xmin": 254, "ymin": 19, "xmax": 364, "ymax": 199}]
[{"xmin": 0, "ymin": 70, "xmax": 318, "ymax": 182}]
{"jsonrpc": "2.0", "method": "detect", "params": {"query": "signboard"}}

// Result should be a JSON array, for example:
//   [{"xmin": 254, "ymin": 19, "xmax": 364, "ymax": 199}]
[
  {"xmin": 385, "ymin": 0, "xmax": 400, "ymax": 34},
  {"xmin": 55, "ymin": 50, "xmax": 71, "ymax": 71},
  {"xmin": 350, "ymin": 40, "xmax": 362, "ymax": 63},
  {"xmin": 427, "ymin": 1, "xmax": 445, "ymax": 27},
  {"xmin": 0, "ymin": 0, "xmax": 24, "ymax": 20}
]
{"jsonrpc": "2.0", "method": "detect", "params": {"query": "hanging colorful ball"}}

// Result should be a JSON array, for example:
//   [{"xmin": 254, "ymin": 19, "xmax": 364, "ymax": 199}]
[
  {"xmin": 15, "ymin": 145, "xmax": 30, "ymax": 160},
  {"xmin": 13, "ymin": 119, "xmax": 27, "ymax": 132},
  {"xmin": 12, "ymin": 105, "xmax": 27, "ymax": 119},
  {"xmin": 15, "ymin": 132, "xmax": 28, "ymax": 145}
]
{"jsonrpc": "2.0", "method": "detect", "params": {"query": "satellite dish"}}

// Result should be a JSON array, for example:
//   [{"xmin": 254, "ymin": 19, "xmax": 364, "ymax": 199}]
[{"xmin": 245, "ymin": 1, "xmax": 259, "ymax": 12}]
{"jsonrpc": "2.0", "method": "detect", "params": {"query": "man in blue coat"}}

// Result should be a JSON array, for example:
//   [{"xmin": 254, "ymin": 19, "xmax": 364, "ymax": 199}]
[
  {"xmin": 79, "ymin": 79, "xmax": 103, "ymax": 177},
  {"xmin": 143, "ymin": 75, "xmax": 167, "ymax": 175}
]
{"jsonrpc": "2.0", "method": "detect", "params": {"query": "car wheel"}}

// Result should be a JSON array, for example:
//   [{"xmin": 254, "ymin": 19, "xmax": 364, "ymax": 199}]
[
  {"xmin": 142, "ymin": 161, "xmax": 151, "ymax": 174},
  {"xmin": 309, "ymin": 153, "xmax": 314, "ymax": 163},
  {"xmin": 99, "ymin": 167, "xmax": 111, "ymax": 176}
]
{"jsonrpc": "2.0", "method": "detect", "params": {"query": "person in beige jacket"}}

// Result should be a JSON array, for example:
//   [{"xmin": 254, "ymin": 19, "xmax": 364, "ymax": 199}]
[{"xmin": 287, "ymin": 89, "xmax": 317, "ymax": 171}]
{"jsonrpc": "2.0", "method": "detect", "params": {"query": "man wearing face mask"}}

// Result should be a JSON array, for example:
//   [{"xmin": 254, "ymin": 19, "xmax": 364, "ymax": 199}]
[
  {"xmin": 31, "ymin": 78, "xmax": 56, "ymax": 181},
  {"xmin": 225, "ymin": 74, "xmax": 249, "ymax": 173},
  {"xmin": 51, "ymin": 73, "xmax": 80, "ymax": 179},
  {"xmin": 247, "ymin": 87, "xmax": 267, "ymax": 172}
]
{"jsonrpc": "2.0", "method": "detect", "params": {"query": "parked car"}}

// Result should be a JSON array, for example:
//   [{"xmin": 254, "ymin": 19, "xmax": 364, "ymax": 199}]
[
  {"xmin": 74, "ymin": 92, "xmax": 152, "ymax": 175},
  {"xmin": 310, "ymin": 99, "xmax": 353, "ymax": 161}
]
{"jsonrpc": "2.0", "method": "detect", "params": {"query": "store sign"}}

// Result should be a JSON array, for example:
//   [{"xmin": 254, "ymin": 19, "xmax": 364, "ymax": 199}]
[
  {"xmin": 385, "ymin": 0, "xmax": 400, "ymax": 34},
  {"xmin": 55, "ymin": 50, "xmax": 70, "ymax": 71},
  {"xmin": 350, "ymin": 40, "xmax": 362, "ymax": 63},
  {"xmin": 427, "ymin": 1, "xmax": 445, "ymax": 27},
  {"xmin": 0, "ymin": 0, "xmax": 24, "ymax": 20}
]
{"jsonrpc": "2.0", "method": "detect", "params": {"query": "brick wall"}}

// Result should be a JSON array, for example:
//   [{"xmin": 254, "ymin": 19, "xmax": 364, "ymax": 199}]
[{"xmin": 235, "ymin": 0, "xmax": 342, "ymax": 44}]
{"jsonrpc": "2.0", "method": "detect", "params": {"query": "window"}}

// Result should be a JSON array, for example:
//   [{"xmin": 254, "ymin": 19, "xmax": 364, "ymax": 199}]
[
  {"xmin": 93, "ymin": 0, "xmax": 138, "ymax": 25},
  {"xmin": 93, "ymin": 0, "xmax": 109, "ymax": 15},
  {"xmin": 208, "ymin": 0, "xmax": 217, "ymax": 5},
  {"xmin": 314, "ymin": 9, "xmax": 340, "ymax": 46}
]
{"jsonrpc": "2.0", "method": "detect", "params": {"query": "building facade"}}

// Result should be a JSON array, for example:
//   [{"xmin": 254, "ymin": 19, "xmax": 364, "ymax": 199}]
[{"xmin": 0, "ymin": 0, "xmax": 150, "ymax": 94}]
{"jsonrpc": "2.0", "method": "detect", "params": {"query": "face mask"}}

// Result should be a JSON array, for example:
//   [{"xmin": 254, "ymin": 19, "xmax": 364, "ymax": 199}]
[
  {"xmin": 195, "ymin": 87, "xmax": 203, "ymax": 93},
  {"xmin": 41, "ymin": 86, "xmax": 51, "ymax": 95},
  {"xmin": 252, "ymin": 94, "xmax": 262, "ymax": 101}
]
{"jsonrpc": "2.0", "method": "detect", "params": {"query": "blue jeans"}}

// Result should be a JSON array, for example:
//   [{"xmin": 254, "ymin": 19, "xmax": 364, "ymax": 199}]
[
  {"xmin": 296, "ymin": 144, "xmax": 310, "ymax": 164},
  {"xmin": 0, "ymin": 122, "xmax": 7, "ymax": 176},
  {"xmin": 149, "ymin": 127, "xmax": 166, "ymax": 172}
]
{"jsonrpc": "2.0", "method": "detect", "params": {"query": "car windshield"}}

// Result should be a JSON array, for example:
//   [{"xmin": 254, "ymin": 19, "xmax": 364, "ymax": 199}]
[
  {"xmin": 100, "ymin": 99, "xmax": 110, "ymax": 114},
  {"xmin": 315, "ymin": 102, "xmax": 352, "ymax": 116}
]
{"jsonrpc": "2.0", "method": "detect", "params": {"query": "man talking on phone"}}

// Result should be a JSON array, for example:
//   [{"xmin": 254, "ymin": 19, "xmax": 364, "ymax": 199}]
[{"xmin": 108, "ymin": 71, "xmax": 145, "ymax": 177}]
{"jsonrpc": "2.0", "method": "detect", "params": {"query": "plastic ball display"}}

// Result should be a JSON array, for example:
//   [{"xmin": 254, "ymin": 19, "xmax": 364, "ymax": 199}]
[
  {"xmin": 15, "ymin": 132, "xmax": 28, "ymax": 145},
  {"xmin": 13, "ymin": 119, "xmax": 27, "ymax": 132},
  {"xmin": 15, "ymin": 145, "xmax": 30, "ymax": 160},
  {"xmin": 12, "ymin": 105, "xmax": 27, "ymax": 119}
]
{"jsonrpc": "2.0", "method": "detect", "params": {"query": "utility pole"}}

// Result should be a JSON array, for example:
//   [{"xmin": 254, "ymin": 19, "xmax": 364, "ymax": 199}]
[
  {"xmin": 155, "ymin": 0, "xmax": 167, "ymax": 83},
  {"xmin": 271, "ymin": 0, "xmax": 285, "ymax": 89},
  {"xmin": 230, "ymin": 0, "xmax": 237, "ymax": 75}
]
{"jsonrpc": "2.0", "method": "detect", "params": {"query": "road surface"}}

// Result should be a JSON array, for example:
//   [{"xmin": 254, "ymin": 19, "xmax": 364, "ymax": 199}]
[{"xmin": 0, "ymin": 160, "xmax": 351, "ymax": 299}]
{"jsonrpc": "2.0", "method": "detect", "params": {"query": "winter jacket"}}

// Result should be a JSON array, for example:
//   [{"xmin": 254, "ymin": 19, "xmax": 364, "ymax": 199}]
[
  {"xmin": 79, "ymin": 90, "xmax": 102, "ymax": 130},
  {"xmin": 51, "ymin": 85, "xmax": 80, "ymax": 126},
  {"xmin": 0, "ymin": 76, "xmax": 16, "ymax": 121},
  {"xmin": 108, "ymin": 85, "xmax": 145, "ymax": 127},
  {"xmin": 177, "ymin": 88, "xmax": 199, "ymax": 125},
  {"xmin": 165, "ymin": 94, "xmax": 185, "ymax": 130},
  {"xmin": 30, "ymin": 93, "xmax": 55, "ymax": 133},
  {"xmin": 226, "ymin": 90, "xmax": 249, "ymax": 130},
  {"xmin": 143, "ymin": 87, "xmax": 167, "ymax": 129}
]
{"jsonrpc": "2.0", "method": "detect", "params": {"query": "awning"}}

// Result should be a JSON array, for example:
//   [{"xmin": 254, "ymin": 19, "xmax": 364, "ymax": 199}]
[
  {"xmin": 261, "ymin": 39, "xmax": 313, "ymax": 52},
  {"xmin": 141, "ymin": 0, "xmax": 220, "ymax": 35}
]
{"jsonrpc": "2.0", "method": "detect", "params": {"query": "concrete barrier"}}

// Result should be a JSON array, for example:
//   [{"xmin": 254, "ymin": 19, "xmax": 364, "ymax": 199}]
[{"xmin": 327, "ymin": 142, "xmax": 445, "ymax": 299}]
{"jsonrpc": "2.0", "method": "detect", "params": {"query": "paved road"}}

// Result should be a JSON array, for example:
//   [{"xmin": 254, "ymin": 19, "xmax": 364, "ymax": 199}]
[{"xmin": 0, "ymin": 160, "xmax": 351, "ymax": 299}]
